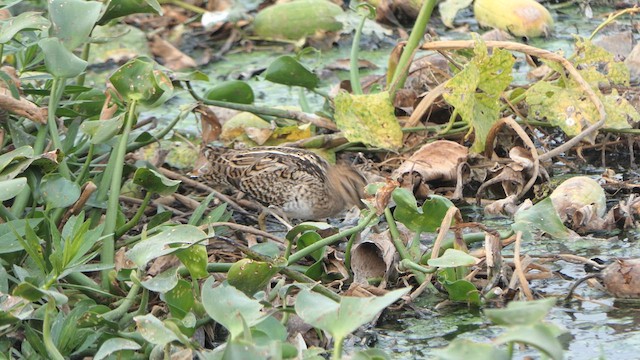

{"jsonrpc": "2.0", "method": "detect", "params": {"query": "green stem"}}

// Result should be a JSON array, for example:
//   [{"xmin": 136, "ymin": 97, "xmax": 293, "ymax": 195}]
[
  {"xmin": 125, "ymin": 105, "xmax": 195, "ymax": 153},
  {"xmin": 332, "ymin": 336, "xmax": 344, "ymax": 360},
  {"xmin": 177, "ymin": 262, "xmax": 233, "ymax": 276},
  {"xmin": 103, "ymin": 271, "xmax": 142, "ymax": 322},
  {"xmin": 101, "ymin": 100, "xmax": 137, "ymax": 288},
  {"xmin": 389, "ymin": 0, "xmax": 437, "ymax": 99},
  {"xmin": 400, "ymin": 259, "xmax": 437, "ymax": 274},
  {"xmin": 0, "ymin": 204, "xmax": 16, "ymax": 221},
  {"xmin": 349, "ymin": 11, "xmax": 369, "ymax": 95},
  {"xmin": 75, "ymin": 143, "xmax": 94, "ymax": 185},
  {"xmin": 438, "ymin": 108, "xmax": 458, "ymax": 135},
  {"xmin": 286, "ymin": 211, "xmax": 377, "ymax": 265},
  {"xmin": 43, "ymin": 300, "xmax": 65, "ymax": 360},
  {"xmin": 76, "ymin": 43, "xmax": 91, "ymax": 87},
  {"xmin": 385, "ymin": 208, "xmax": 425, "ymax": 283},
  {"xmin": 166, "ymin": 0, "xmax": 205, "ymax": 14},
  {"xmin": 115, "ymin": 191, "xmax": 152, "ymax": 238},
  {"xmin": 47, "ymin": 78, "xmax": 71, "ymax": 179},
  {"xmin": 344, "ymin": 233, "xmax": 356, "ymax": 275}
]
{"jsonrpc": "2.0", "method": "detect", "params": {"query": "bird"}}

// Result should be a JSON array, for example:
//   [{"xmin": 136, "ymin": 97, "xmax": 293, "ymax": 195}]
[{"xmin": 190, "ymin": 145, "xmax": 367, "ymax": 220}]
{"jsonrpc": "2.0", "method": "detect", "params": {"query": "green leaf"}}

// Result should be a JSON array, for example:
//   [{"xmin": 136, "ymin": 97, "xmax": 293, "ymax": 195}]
[
  {"xmin": 264, "ymin": 55, "xmax": 319, "ymax": 89},
  {"xmin": 205, "ymin": 80, "xmax": 254, "ymax": 104},
  {"xmin": 40, "ymin": 174, "xmax": 80, "ymax": 208},
  {"xmin": 165, "ymin": 279, "xmax": 194, "ymax": 319},
  {"xmin": 125, "ymin": 225, "xmax": 208, "ymax": 268},
  {"xmin": 49, "ymin": 0, "xmax": 102, "ymax": 49},
  {"xmin": 201, "ymin": 278, "xmax": 267, "ymax": 340},
  {"xmin": 99, "ymin": 0, "xmax": 162, "ymax": 25},
  {"xmin": 512, "ymin": 198, "xmax": 573, "ymax": 239},
  {"xmin": 134, "ymin": 314, "xmax": 180, "ymax": 346},
  {"xmin": 227, "ymin": 258, "xmax": 284, "ymax": 296},
  {"xmin": 428, "ymin": 249, "xmax": 477, "ymax": 268},
  {"xmin": 79, "ymin": 116, "xmax": 124, "ymax": 144},
  {"xmin": 13, "ymin": 283, "xmax": 68, "ymax": 304},
  {"xmin": 132, "ymin": 167, "xmax": 180, "ymax": 195},
  {"xmin": 392, "ymin": 190, "xmax": 455, "ymax": 233},
  {"xmin": 0, "ymin": 293, "xmax": 34, "ymax": 326},
  {"xmin": 0, "ymin": 178, "xmax": 27, "ymax": 201},
  {"xmin": 0, "ymin": 219, "xmax": 43, "ymax": 254},
  {"xmin": 140, "ymin": 267, "xmax": 179, "ymax": 293},
  {"xmin": 109, "ymin": 56, "xmax": 174, "ymax": 106},
  {"xmin": 295, "ymin": 287, "xmax": 410, "ymax": 341},
  {"xmin": 175, "ymin": 244, "xmax": 208, "ymax": 279},
  {"xmin": 297, "ymin": 231, "xmax": 325, "ymax": 262},
  {"xmin": 94, "ymin": 338, "xmax": 141, "ymax": 360},
  {"xmin": 0, "ymin": 145, "xmax": 34, "ymax": 181},
  {"xmin": 443, "ymin": 39, "xmax": 514, "ymax": 152},
  {"xmin": 0, "ymin": 11, "xmax": 50, "ymax": 44},
  {"xmin": 433, "ymin": 338, "xmax": 509, "ymax": 360},
  {"xmin": 484, "ymin": 298, "xmax": 556, "ymax": 326},
  {"xmin": 334, "ymin": 90, "xmax": 402, "ymax": 150},
  {"xmin": 253, "ymin": 0, "xmax": 343, "ymax": 40},
  {"xmin": 38, "ymin": 38, "xmax": 88, "ymax": 78},
  {"xmin": 495, "ymin": 323, "xmax": 565, "ymax": 360},
  {"xmin": 441, "ymin": 279, "xmax": 481, "ymax": 305}
]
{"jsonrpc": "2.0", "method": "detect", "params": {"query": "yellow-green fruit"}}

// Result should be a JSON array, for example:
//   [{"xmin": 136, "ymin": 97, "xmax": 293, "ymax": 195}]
[{"xmin": 474, "ymin": 0, "xmax": 553, "ymax": 38}]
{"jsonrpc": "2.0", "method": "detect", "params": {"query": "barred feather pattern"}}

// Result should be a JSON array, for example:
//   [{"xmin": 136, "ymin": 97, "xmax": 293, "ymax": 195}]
[{"xmin": 191, "ymin": 146, "xmax": 367, "ymax": 219}]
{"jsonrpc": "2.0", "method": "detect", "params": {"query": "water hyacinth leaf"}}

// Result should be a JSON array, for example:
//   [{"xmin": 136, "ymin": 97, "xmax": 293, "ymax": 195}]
[
  {"xmin": 201, "ymin": 278, "xmax": 267, "ymax": 340},
  {"xmin": 285, "ymin": 221, "xmax": 334, "ymax": 242},
  {"xmin": 165, "ymin": 279, "xmax": 194, "ymax": 318},
  {"xmin": 495, "ymin": 323, "xmax": 564, "ymax": 360},
  {"xmin": 175, "ymin": 244, "xmax": 208, "ymax": 279},
  {"xmin": 512, "ymin": 198, "xmax": 573, "ymax": 239},
  {"xmin": 94, "ymin": 338, "xmax": 141, "ymax": 360},
  {"xmin": 297, "ymin": 231, "xmax": 325, "ymax": 261},
  {"xmin": 140, "ymin": 267, "xmax": 179, "ymax": 293},
  {"xmin": 99, "ymin": 0, "xmax": 162, "ymax": 25},
  {"xmin": 484, "ymin": 298, "xmax": 556, "ymax": 326},
  {"xmin": 442, "ymin": 279, "xmax": 481, "ymax": 305},
  {"xmin": 38, "ymin": 38, "xmax": 88, "ymax": 78},
  {"xmin": 438, "ymin": 0, "xmax": 473, "ymax": 28},
  {"xmin": 227, "ymin": 258, "xmax": 284, "ymax": 296},
  {"xmin": 41, "ymin": 174, "xmax": 80, "ymax": 208},
  {"xmin": 264, "ymin": 55, "xmax": 319, "ymax": 89},
  {"xmin": 132, "ymin": 167, "xmax": 180, "ymax": 195},
  {"xmin": 126, "ymin": 225, "xmax": 208, "ymax": 268},
  {"xmin": 433, "ymin": 338, "xmax": 509, "ymax": 360},
  {"xmin": 334, "ymin": 90, "xmax": 402, "ymax": 150},
  {"xmin": 223, "ymin": 339, "xmax": 282, "ymax": 359},
  {"xmin": 428, "ymin": 249, "xmax": 478, "ymax": 268},
  {"xmin": 0, "ymin": 178, "xmax": 27, "ymax": 201},
  {"xmin": 49, "ymin": 0, "xmax": 102, "ymax": 49},
  {"xmin": 109, "ymin": 57, "xmax": 174, "ymax": 106},
  {"xmin": 0, "ymin": 12, "xmax": 50, "ymax": 44},
  {"xmin": 473, "ymin": 0, "xmax": 553, "ymax": 38},
  {"xmin": 393, "ymin": 189, "xmax": 455, "ymax": 233},
  {"xmin": 253, "ymin": 0, "xmax": 343, "ymax": 40},
  {"xmin": 134, "ymin": 314, "xmax": 180, "ymax": 346},
  {"xmin": 443, "ymin": 40, "xmax": 514, "ymax": 152},
  {"xmin": 204, "ymin": 80, "xmax": 254, "ymax": 104},
  {"xmin": 295, "ymin": 287, "xmax": 410, "ymax": 341},
  {"xmin": 80, "ymin": 116, "xmax": 124, "ymax": 144}
]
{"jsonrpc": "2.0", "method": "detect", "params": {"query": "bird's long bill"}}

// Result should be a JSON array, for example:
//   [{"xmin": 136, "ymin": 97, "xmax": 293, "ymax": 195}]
[{"xmin": 188, "ymin": 152, "xmax": 212, "ymax": 178}]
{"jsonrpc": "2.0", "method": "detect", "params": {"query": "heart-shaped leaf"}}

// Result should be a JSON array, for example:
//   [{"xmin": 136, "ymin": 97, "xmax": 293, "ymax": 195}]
[
  {"xmin": 49, "ymin": 0, "xmax": 102, "ymax": 49},
  {"xmin": 0, "ymin": 12, "xmax": 50, "ymax": 44},
  {"xmin": 205, "ymin": 80, "xmax": 254, "ymax": 104},
  {"xmin": 132, "ymin": 167, "xmax": 180, "ymax": 195},
  {"xmin": 41, "ymin": 174, "xmax": 80, "ymax": 208},
  {"xmin": 38, "ymin": 38, "xmax": 88, "ymax": 78}
]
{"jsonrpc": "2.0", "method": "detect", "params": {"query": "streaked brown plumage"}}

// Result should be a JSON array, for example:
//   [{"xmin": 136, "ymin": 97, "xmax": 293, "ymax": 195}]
[{"xmin": 191, "ymin": 146, "xmax": 367, "ymax": 219}]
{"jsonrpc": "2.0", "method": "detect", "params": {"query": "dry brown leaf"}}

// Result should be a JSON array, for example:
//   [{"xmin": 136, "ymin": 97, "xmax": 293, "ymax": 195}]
[
  {"xmin": 196, "ymin": 105, "xmax": 222, "ymax": 143},
  {"xmin": 351, "ymin": 228, "xmax": 402, "ymax": 287},
  {"xmin": 603, "ymin": 259, "xmax": 640, "ymax": 298},
  {"xmin": 393, "ymin": 140, "xmax": 469, "ymax": 190},
  {"xmin": 149, "ymin": 35, "xmax": 197, "ymax": 71}
]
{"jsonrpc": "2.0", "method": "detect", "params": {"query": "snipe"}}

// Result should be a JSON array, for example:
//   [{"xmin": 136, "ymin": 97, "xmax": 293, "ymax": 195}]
[{"xmin": 191, "ymin": 146, "xmax": 367, "ymax": 220}]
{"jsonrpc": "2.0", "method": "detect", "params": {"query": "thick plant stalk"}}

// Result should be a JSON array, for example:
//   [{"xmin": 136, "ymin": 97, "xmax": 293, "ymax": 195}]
[
  {"xmin": 101, "ymin": 101, "xmax": 137, "ymax": 288},
  {"xmin": 389, "ymin": 0, "xmax": 437, "ymax": 97}
]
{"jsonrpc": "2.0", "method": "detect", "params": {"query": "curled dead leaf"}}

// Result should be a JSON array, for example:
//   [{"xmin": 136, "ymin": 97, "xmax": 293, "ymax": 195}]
[
  {"xmin": 602, "ymin": 259, "xmax": 640, "ymax": 298},
  {"xmin": 392, "ymin": 140, "xmax": 468, "ymax": 191},
  {"xmin": 351, "ymin": 229, "xmax": 402, "ymax": 287}
]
